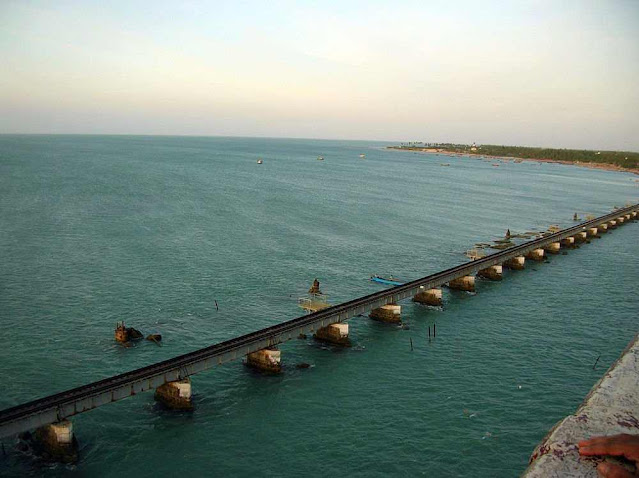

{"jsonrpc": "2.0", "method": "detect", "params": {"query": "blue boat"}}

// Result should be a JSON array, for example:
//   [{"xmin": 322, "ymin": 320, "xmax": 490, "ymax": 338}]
[{"xmin": 370, "ymin": 275, "xmax": 404, "ymax": 286}]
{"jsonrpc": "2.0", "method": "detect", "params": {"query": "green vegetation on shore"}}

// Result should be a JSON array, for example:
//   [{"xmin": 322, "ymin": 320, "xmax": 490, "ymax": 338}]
[{"xmin": 392, "ymin": 142, "xmax": 639, "ymax": 170}]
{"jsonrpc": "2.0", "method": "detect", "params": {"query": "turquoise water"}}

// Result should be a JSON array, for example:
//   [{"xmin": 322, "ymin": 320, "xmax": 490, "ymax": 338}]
[{"xmin": 0, "ymin": 135, "xmax": 637, "ymax": 477}]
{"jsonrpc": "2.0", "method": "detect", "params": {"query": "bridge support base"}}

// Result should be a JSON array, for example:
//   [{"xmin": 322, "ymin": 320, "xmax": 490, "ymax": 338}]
[
  {"xmin": 369, "ymin": 304, "xmax": 401, "ymax": 323},
  {"xmin": 246, "ymin": 348, "xmax": 282, "ymax": 373},
  {"xmin": 526, "ymin": 249, "xmax": 545, "ymax": 262},
  {"xmin": 575, "ymin": 231, "xmax": 588, "ymax": 243},
  {"xmin": 413, "ymin": 287, "xmax": 442, "ymax": 306},
  {"xmin": 544, "ymin": 242, "xmax": 561, "ymax": 254},
  {"xmin": 617, "ymin": 216, "xmax": 625, "ymax": 225},
  {"xmin": 448, "ymin": 275, "xmax": 475, "ymax": 292},
  {"xmin": 608, "ymin": 220, "xmax": 617, "ymax": 229},
  {"xmin": 314, "ymin": 323, "xmax": 351, "ymax": 346},
  {"xmin": 155, "ymin": 378, "xmax": 193, "ymax": 410},
  {"xmin": 478, "ymin": 265, "xmax": 502, "ymax": 281},
  {"xmin": 632, "ymin": 211, "xmax": 637, "ymax": 219},
  {"xmin": 561, "ymin": 237, "xmax": 576, "ymax": 248},
  {"xmin": 587, "ymin": 227, "xmax": 598, "ymax": 237},
  {"xmin": 598, "ymin": 223, "xmax": 608, "ymax": 233},
  {"xmin": 503, "ymin": 256, "xmax": 525, "ymax": 270},
  {"xmin": 34, "ymin": 420, "xmax": 78, "ymax": 463}
]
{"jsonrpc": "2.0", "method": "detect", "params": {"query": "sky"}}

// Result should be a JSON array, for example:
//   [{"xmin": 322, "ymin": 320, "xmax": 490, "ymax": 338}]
[{"xmin": 1, "ymin": 0, "xmax": 638, "ymax": 150}]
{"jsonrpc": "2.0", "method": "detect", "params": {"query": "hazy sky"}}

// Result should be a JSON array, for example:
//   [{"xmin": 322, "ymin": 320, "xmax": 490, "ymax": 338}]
[{"xmin": 2, "ymin": 1, "xmax": 638, "ymax": 150}]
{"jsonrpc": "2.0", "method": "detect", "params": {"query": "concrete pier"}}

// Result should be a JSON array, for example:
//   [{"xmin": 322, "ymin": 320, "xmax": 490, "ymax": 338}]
[
  {"xmin": 561, "ymin": 236, "xmax": 575, "ymax": 248},
  {"xmin": 598, "ymin": 223, "xmax": 608, "ymax": 233},
  {"xmin": 575, "ymin": 231, "xmax": 588, "ymax": 243},
  {"xmin": 314, "ymin": 323, "xmax": 350, "ymax": 346},
  {"xmin": 369, "ymin": 304, "xmax": 401, "ymax": 323},
  {"xmin": 477, "ymin": 265, "xmax": 503, "ymax": 281},
  {"xmin": 624, "ymin": 213, "xmax": 631, "ymax": 221},
  {"xmin": 246, "ymin": 348, "xmax": 282, "ymax": 373},
  {"xmin": 503, "ymin": 255, "xmax": 525, "ymax": 270},
  {"xmin": 33, "ymin": 420, "xmax": 78, "ymax": 463},
  {"xmin": 632, "ymin": 211, "xmax": 637, "ymax": 219},
  {"xmin": 526, "ymin": 249, "xmax": 545, "ymax": 262},
  {"xmin": 448, "ymin": 275, "xmax": 475, "ymax": 292},
  {"xmin": 523, "ymin": 334, "xmax": 639, "ymax": 477},
  {"xmin": 608, "ymin": 220, "xmax": 617, "ymax": 229},
  {"xmin": 412, "ymin": 287, "xmax": 443, "ymax": 306},
  {"xmin": 587, "ymin": 227, "xmax": 598, "ymax": 237},
  {"xmin": 617, "ymin": 216, "xmax": 625, "ymax": 225},
  {"xmin": 544, "ymin": 242, "xmax": 561, "ymax": 254},
  {"xmin": 154, "ymin": 378, "xmax": 193, "ymax": 409}
]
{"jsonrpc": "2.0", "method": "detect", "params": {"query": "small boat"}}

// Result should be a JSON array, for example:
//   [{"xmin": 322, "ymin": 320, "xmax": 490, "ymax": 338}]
[
  {"xmin": 317, "ymin": 156, "xmax": 324, "ymax": 161},
  {"xmin": 440, "ymin": 163, "xmax": 450, "ymax": 166},
  {"xmin": 257, "ymin": 159, "xmax": 263, "ymax": 164},
  {"xmin": 370, "ymin": 275, "xmax": 404, "ymax": 286},
  {"xmin": 359, "ymin": 154, "xmax": 366, "ymax": 158}
]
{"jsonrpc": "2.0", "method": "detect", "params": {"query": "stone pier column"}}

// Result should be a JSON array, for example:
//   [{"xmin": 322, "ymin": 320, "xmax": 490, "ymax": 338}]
[
  {"xmin": 246, "ymin": 348, "xmax": 282, "ymax": 373},
  {"xmin": 574, "ymin": 231, "xmax": 587, "ymax": 243},
  {"xmin": 526, "ymin": 249, "xmax": 545, "ymax": 262},
  {"xmin": 632, "ymin": 211, "xmax": 637, "ymax": 219},
  {"xmin": 154, "ymin": 378, "xmax": 193, "ymax": 409},
  {"xmin": 503, "ymin": 256, "xmax": 525, "ymax": 270},
  {"xmin": 314, "ymin": 323, "xmax": 351, "ymax": 346},
  {"xmin": 608, "ymin": 220, "xmax": 617, "ymax": 229},
  {"xmin": 369, "ymin": 304, "xmax": 401, "ymax": 323},
  {"xmin": 34, "ymin": 420, "xmax": 78, "ymax": 463},
  {"xmin": 598, "ymin": 223, "xmax": 608, "ymax": 233},
  {"xmin": 448, "ymin": 275, "xmax": 475, "ymax": 292},
  {"xmin": 477, "ymin": 265, "xmax": 502, "ymax": 281},
  {"xmin": 624, "ymin": 213, "xmax": 631, "ymax": 221},
  {"xmin": 587, "ymin": 227, "xmax": 598, "ymax": 237},
  {"xmin": 412, "ymin": 287, "xmax": 443, "ymax": 306},
  {"xmin": 544, "ymin": 242, "xmax": 561, "ymax": 254},
  {"xmin": 560, "ymin": 237, "xmax": 575, "ymax": 248},
  {"xmin": 617, "ymin": 216, "xmax": 625, "ymax": 225}
]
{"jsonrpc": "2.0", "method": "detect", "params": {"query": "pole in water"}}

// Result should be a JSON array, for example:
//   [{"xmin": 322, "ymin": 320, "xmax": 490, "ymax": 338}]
[
  {"xmin": 434, "ymin": 323, "xmax": 436, "ymax": 337},
  {"xmin": 410, "ymin": 337, "xmax": 413, "ymax": 351},
  {"xmin": 593, "ymin": 354, "xmax": 600, "ymax": 370},
  {"xmin": 428, "ymin": 326, "xmax": 431, "ymax": 341},
  {"xmin": 215, "ymin": 300, "xmax": 219, "ymax": 311}
]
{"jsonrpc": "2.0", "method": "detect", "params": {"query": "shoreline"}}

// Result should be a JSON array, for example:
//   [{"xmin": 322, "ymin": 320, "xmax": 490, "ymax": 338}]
[{"xmin": 386, "ymin": 146, "xmax": 639, "ymax": 176}]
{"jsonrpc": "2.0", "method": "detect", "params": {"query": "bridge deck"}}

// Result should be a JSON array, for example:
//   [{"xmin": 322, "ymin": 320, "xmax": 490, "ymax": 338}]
[{"xmin": 0, "ymin": 205, "xmax": 636, "ymax": 438}]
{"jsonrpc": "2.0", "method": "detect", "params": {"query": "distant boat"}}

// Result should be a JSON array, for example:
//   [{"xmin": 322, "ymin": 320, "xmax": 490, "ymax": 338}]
[
  {"xmin": 492, "ymin": 163, "xmax": 500, "ymax": 167},
  {"xmin": 440, "ymin": 163, "xmax": 450, "ymax": 166},
  {"xmin": 257, "ymin": 159, "xmax": 263, "ymax": 164},
  {"xmin": 317, "ymin": 156, "xmax": 324, "ymax": 161},
  {"xmin": 359, "ymin": 154, "xmax": 366, "ymax": 158},
  {"xmin": 370, "ymin": 275, "xmax": 404, "ymax": 286}
]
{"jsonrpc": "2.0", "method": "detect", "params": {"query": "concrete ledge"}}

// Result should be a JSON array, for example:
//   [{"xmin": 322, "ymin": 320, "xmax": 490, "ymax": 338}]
[{"xmin": 522, "ymin": 334, "xmax": 639, "ymax": 477}]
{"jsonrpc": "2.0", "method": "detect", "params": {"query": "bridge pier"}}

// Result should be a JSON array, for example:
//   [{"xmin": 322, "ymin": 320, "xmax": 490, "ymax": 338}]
[
  {"xmin": 617, "ymin": 216, "xmax": 625, "ymax": 225},
  {"xmin": 448, "ymin": 275, "xmax": 475, "ymax": 292},
  {"xmin": 369, "ymin": 304, "xmax": 401, "ymax": 323},
  {"xmin": 477, "ymin": 265, "xmax": 502, "ymax": 281},
  {"xmin": 154, "ymin": 378, "xmax": 193, "ymax": 410},
  {"xmin": 598, "ymin": 223, "xmax": 608, "ymax": 233},
  {"xmin": 608, "ymin": 220, "xmax": 617, "ymax": 229},
  {"xmin": 544, "ymin": 242, "xmax": 561, "ymax": 254},
  {"xmin": 574, "ymin": 231, "xmax": 587, "ymax": 243},
  {"xmin": 560, "ymin": 237, "xmax": 575, "ymax": 248},
  {"xmin": 412, "ymin": 287, "xmax": 442, "ymax": 306},
  {"xmin": 503, "ymin": 255, "xmax": 525, "ymax": 270},
  {"xmin": 526, "ymin": 248, "xmax": 545, "ymax": 262},
  {"xmin": 33, "ymin": 420, "xmax": 78, "ymax": 463},
  {"xmin": 632, "ymin": 211, "xmax": 637, "ymax": 219},
  {"xmin": 246, "ymin": 348, "xmax": 282, "ymax": 373},
  {"xmin": 314, "ymin": 323, "xmax": 351, "ymax": 346},
  {"xmin": 624, "ymin": 213, "xmax": 631, "ymax": 221},
  {"xmin": 587, "ymin": 227, "xmax": 598, "ymax": 237}
]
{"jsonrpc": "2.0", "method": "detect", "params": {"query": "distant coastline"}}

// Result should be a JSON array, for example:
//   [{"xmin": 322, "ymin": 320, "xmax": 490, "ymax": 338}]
[{"xmin": 387, "ymin": 144, "xmax": 639, "ymax": 175}]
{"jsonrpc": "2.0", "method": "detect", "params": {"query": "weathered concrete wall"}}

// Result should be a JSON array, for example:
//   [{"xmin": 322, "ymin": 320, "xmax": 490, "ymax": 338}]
[
  {"xmin": 522, "ymin": 334, "xmax": 639, "ymax": 477},
  {"xmin": 369, "ymin": 304, "xmax": 401, "ymax": 323}
]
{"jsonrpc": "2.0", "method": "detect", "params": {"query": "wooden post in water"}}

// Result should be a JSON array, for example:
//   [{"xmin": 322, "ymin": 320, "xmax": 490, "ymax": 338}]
[{"xmin": 410, "ymin": 338, "xmax": 413, "ymax": 351}]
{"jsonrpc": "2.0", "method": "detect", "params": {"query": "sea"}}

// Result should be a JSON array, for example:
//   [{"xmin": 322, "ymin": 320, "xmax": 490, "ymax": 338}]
[{"xmin": 0, "ymin": 135, "xmax": 637, "ymax": 477}]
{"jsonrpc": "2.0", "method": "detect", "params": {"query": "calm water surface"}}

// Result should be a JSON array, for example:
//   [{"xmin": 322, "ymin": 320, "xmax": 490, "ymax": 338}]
[{"xmin": 0, "ymin": 135, "xmax": 637, "ymax": 477}]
